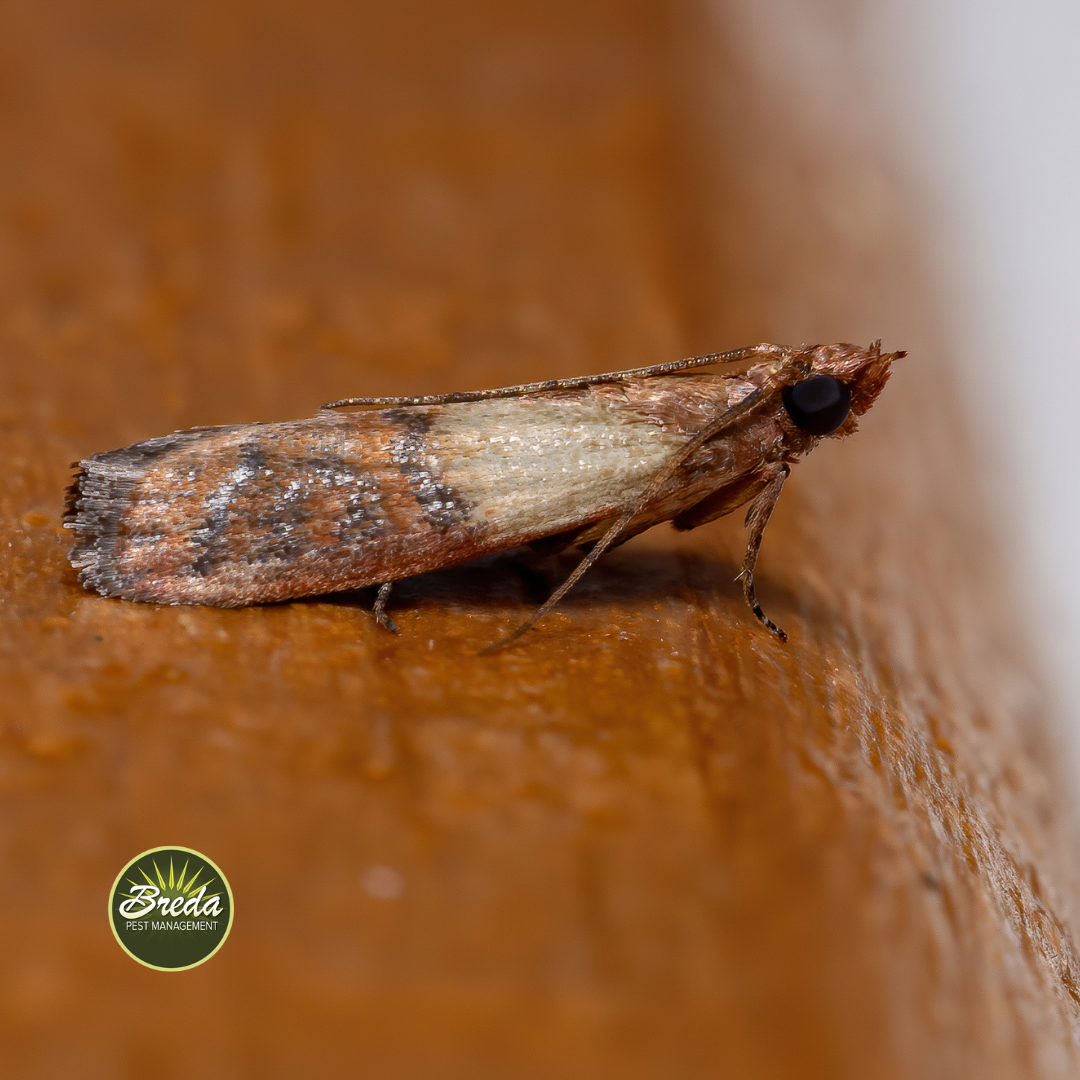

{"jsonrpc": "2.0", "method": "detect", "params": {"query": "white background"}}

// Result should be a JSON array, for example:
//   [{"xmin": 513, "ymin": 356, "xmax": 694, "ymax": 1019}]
[
  {"xmin": 727, "ymin": 0, "xmax": 1080, "ymax": 760},
  {"xmin": 899, "ymin": 1, "xmax": 1080, "ymax": 755}
]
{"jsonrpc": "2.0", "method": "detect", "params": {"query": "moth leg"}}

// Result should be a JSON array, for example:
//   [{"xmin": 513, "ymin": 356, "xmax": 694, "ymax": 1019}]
[
  {"xmin": 481, "ymin": 375, "xmax": 794, "ymax": 653},
  {"xmin": 740, "ymin": 463, "xmax": 790, "ymax": 642},
  {"xmin": 373, "ymin": 582, "xmax": 398, "ymax": 633},
  {"xmin": 480, "ymin": 514, "xmax": 633, "ymax": 654}
]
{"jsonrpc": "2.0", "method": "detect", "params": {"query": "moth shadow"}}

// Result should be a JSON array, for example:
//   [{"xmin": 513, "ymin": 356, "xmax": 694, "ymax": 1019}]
[{"xmin": 313, "ymin": 544, "xmax": 807, "ymax": 630}]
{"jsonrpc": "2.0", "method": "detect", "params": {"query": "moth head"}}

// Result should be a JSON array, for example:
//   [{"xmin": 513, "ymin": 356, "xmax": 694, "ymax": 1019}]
[{"xmin": 783, "ymin": 340, "xmax": 903, "ymax": 438}]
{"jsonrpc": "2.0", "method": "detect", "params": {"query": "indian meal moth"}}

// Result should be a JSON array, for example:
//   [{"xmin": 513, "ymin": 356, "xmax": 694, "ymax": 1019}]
[{"xmin": 65, "ymin": 341, "xmax": 901, "ymax": 647}]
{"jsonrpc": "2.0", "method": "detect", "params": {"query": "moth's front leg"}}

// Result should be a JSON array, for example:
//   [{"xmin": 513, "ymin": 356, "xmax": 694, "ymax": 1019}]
[{"xmin": 740, "ymin": 463, "xmax": 790, "ymax": 642}]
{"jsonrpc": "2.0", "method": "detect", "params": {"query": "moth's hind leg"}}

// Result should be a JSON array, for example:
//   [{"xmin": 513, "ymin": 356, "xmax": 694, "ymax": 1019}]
[
  {"xmin": 739, "ymin": 464, "xmax": 790, "ymax": 642},
  {"xmin": 373, "ymin": 582, "xmax": 398, "ymax": 633}
]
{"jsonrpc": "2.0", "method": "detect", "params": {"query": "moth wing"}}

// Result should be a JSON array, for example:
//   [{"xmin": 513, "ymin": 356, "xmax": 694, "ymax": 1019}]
[{"xmin": 65, "ymin": 419, "xmax": 437, "ymax": 607}]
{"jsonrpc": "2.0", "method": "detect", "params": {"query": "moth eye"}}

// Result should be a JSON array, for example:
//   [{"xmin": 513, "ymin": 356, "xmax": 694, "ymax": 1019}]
[{"xmin": 782, "ymin": 375, "xmax": 851, "ymax": 436}]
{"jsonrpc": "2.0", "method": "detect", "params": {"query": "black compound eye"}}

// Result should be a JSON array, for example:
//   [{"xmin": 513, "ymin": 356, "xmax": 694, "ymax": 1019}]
[{"xmin": 782, "ymin": 375, "xmax": 851, "ymax": 436}]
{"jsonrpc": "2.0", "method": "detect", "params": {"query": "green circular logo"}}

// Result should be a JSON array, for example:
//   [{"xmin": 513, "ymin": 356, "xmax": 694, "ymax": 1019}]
[{"xmin": 108, "ymin": 846, "xmax": 234, "ymax": 971}]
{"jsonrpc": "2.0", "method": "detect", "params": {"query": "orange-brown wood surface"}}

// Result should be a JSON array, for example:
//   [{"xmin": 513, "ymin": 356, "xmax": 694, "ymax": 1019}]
[{"xmin": 2, "ymin": 2, "xmax": 1079, "ymax": 1077}]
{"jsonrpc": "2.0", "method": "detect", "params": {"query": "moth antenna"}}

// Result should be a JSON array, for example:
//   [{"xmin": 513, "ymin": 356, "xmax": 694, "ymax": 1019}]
[
  {"xmin": 323, "ymin": 343, "xmax": 796, "ymax": 411},
  {"xmin": 480, "ymin": 373, "xmax": 790, "ymax": 653}
]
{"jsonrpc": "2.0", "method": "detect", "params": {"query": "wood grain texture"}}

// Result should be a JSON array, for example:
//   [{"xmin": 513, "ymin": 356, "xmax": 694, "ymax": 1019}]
[{"xmin": 1, "ymin": 1, "xmax": 1078, "ymax": 1077}]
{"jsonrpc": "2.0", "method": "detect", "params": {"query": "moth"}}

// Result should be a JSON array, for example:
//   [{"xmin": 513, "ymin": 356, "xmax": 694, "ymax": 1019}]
[{"xmin": 65, "ymin": 341, "xmax": 900, "ymax": 648}]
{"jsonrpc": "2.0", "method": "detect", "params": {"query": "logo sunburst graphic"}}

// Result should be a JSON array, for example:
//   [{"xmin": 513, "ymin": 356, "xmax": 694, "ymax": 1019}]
[{"xmin": 109, "ymin": 846, "xmax": 233, "ymax": 970}]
